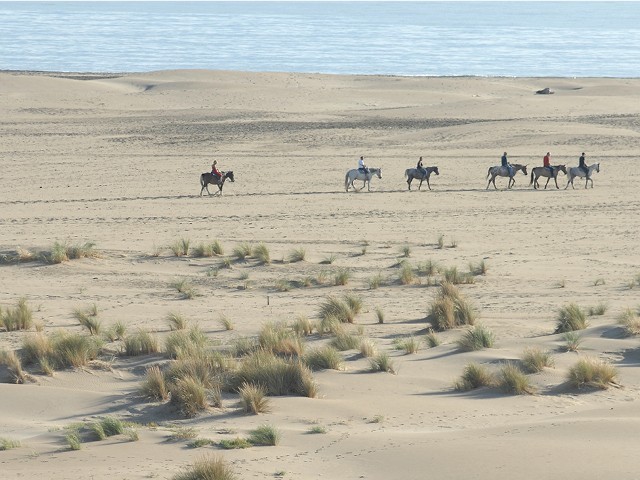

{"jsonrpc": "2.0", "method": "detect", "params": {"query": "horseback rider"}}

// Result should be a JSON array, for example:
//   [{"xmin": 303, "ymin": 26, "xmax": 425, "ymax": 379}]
[
  {"xmin": 417, "ymin": 156, "xmax": 426, "ymax": 176},
  {"xmin": 543, "ymin": 152, "xmax": 554, "ymax": 175},
  {"xmin": 578, "ymin": 152, "xmax": 589, "ymax": 177},
  {"xmin": 358, "ymin": 156, "xmax": 369, "ymax": 175},
  {"xmin": 501, "ymin": 152, "xmax": 514, "ymax": 177},
  {"xmin": 211, "ymin": 160, "xmax": 222, "ymax": 182}
]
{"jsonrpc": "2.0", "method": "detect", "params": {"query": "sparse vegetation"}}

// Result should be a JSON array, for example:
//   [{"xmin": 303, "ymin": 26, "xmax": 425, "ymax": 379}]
[
  {"xmin": 66, "ymin": 431, "xmax": 82, "ymax": 450},
  {"xmin": 368, "ymin": 272, "xmax": 385, "ymax": 289},
  {"xmin": 172, "ymin": 454, "xmax": 237, "ymax": 480},
  {"xmin": 319, "ymin": 295, "xmax": 359, "ymax": 324},
  {"xmin": 275, "ymin": 279, "xmax": 292, "ymax": 292},
  {"xmin": 417, "ymin": 259, "xmax": 438, "ymax": 277},
  {"xmin": 554, "ymin": 304, "xmax": 588, "ymax": 333},
  {"xmin": 72, "ymin": 304, "xmax": 101, "ymax": 335},
  {"xmin": 334, "ymin": 269, "xmax": 352, "ymax": 286},
  {"xmin": 496, "ymin": 362, "xmax": 534, "ymax": 395},
  {"xmin": 567, "ymin": 357, "xmax": 618, "ymax": 390},
  {"xmin": 238, "ymin": 382, "xmax": 271, "ymax": 414},
  {"xmin": 330, "ymin": 332, "xmax": 361, "ymax": 351},
  {"xmin": 219, "ymin": 438, "xmax": 252, "ymax": 450},
  {"xmin": 233, "ymin": 242, "xmax": 253, "ymax": 261},
  {"xmin": 400, "ymin": 244, "xmax": 411, "ymax": 257},
  {"xmin": 258, "ymin": 321, "xmax": 304, "ymax": 357},
  {"xmin": 593, "ymin": 278, "xmax": 606, "ymax": 286},
  {"xmin": 167, "ymin": 312, "xmax": 188, "ymax": 331},
  {"xmin": 359, "ymin": 338, "xmax": 377, "ymax": 358},
  {"xmin": 618, "ymin": 307, "xmax": 640, "ymax": 335},
  {"xmin": 428, "ymin": 282, "xmax": 477, "ymax": 331},
  {"xmin": 0, "ymin": 349, "xmax": 27, "ymax": 384},
  {"xmin": 469, "ymin": 260, "xmax": 488, "ymax": 276},
  {"xmin": 169, "ymin": 238, "xmax": 190, "ymax": 257},
  {"xmin": 218, "ymin": 314, "xmax": 234, "ymax": 331},
  {"xmin": 398, "ymin": 262, "xmax": 415, "ymax": 285},
  {"xmin": 320, "ymin": 253, "xmax": 337, "ymax": 265},
  {"xmin": 1, "ymin": 297, "xmax": 33, "ymax": 332},
  {"xmin": 0, "ymin": 438, "xmax": 21, "ymax": 450},
  {"xmin": 170, "ymin": 375, "xmax": 211, "ymax": 417},
  {"xmin": 456, "ymin": 324, "xmax": 495, "ymax": 351},
  {"xmin": 521, "ymin": 347, "xmax": 554, "ymax": 373},
  {"xmin": 454, "ymin": 363, "xmax": 494, "ymax": 391},
  {"xmin": 248, "ymin": 425, "xmax": 280, "ymax": 446},
  {"xmin": 140, "ymin": 365, "xmax": 169, "ymax": 400},
  {"xmin": 165, "ymin": 326, "xmax": 209, "ymax": 359},
  {"xmin": 305, "ymin": 345, "xmax": 344, "ymax": 371},
  {"xmin": 288, "ymin": 247, "xmax": 306, "ymax": 263},
  {"xmin": 292, "ymin": 316, "xmax": 314, "ymax": 337},
  {"xmin": 375, "ymin": 306, "xmax": 385, "ymax": 324},
  {"xmin": 192, "ymin": 240, "xmax": 224, "ymax": 258},
  {"xmin": 425, "ymin": 329, "xmax": 441, "ymax": 347},
  {"xmin": 253, "ymin": 243, "xmax": 271, "ymax": 265},
  {"xmin": 437, "ymin": 235, "xmax": 444, "ymax": 249},
  {"xmin": 588, "ymin": 303, "xmax": 608, "ymax": 316},
  {"xmin": 123, "ymin": 330, "xmax": 160, "ymax": 356},
  {"xmin": 563, "ymin": 331, "xmax": 584, "ymax": 352},
  {"xmin": 394, "ymin": 336, "xmax": 421, "ymax": 354},
  {"xmin": 368, "ymin": 353, "xmax": 396, "ymax": 374},
  {"xmin": 443, "ymin": 266, "xmax": 474, "ymax": 285},
  {"xmin": 307, "ymin": 425, "xmax": 327, "ymax": 434}
]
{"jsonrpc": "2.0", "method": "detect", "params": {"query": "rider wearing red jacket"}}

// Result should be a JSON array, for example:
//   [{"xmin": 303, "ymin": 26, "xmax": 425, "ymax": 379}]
[{"xmin": 211, "ymin": 160, "xmax": 222, "ymax": 182}]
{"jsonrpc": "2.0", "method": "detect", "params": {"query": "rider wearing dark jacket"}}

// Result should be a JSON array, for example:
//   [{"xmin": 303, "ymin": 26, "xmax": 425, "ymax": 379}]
[
  {"xmin": 417, "ymin": 156, "xmax": 425, "ymax": 176},
  {"xmin": 579, "ymin": 153, "xmax": 589, "ymax": 176},
  {"xmin": 501, "ymin": 152, "xmax": 513, "ymax": 176}
]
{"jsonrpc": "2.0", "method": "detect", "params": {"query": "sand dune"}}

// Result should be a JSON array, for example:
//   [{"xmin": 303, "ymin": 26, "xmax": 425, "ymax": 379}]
[{"xmin": 1, "ymin": 70, "xmax": 639, "ymax": 479}]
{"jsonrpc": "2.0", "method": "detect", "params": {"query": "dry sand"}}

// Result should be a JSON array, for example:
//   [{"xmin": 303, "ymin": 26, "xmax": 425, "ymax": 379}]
[{"xmin": 1, "ymin": 70, "xmax": 639, "ymax": 479}]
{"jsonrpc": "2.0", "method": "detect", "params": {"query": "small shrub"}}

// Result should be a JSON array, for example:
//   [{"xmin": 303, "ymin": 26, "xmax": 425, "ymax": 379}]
[
  {"xmin": 448, "ymin": 239, "xmax": 458, "ymax": 248},
  {"xmin": 0, "ymin": 349, "xmax": 27, "ymax": 384},
  {"xmin": 400, "ymin": 244, "xmax": 411, "ymax": 257},
  {"xmin": 394, "ymin": 336, "xmax": 421, "ymax": 354},
  {"xmin": 428, "ymin": 282, "xmax": 476, "ymax": 331},
  {"xmin": 53, "ymin": 332, "xmax": 104, "ymax": 368},
  {"xmin": 320, "ymin": 254, "xmax": 337, "ymax": 265},
  {"xmin": 425, "ymin": 329, "xmax": 441, "ymax": 347},
  {"xmin": 330, "ymin": 332, "xmax": 360, "ymax": 351},
  {"xmin": 211, "ymin": 240, "xmax": 224, "ymax": 256},
  {"xmin": 253, "ymin": 243, "xmax": 271, "ymax": 265},
  {"xmin": 91, "ymin": 422, "xmax": 107, "ymax": 440},
  {"xmin": 375, "ymin": 306, "xmax": 385, "ymax": 324},
  {"xmin": 1, "ymin": 297, "xmax": 33, "ymax": 331},
  {"xmin": 497, "ymin": 363, "xmax": 534, "ymax": 395},
  {"xmin": 125, "ymin": 428, "xmax": 139, "ymax": 442},
  {"xmin": 258, "ymin": 321, "xmax": 304, "ymax": 357},
  {"xmin": 567, "ymin": 357, "xmax": 618, "ymax": 389},
  {"xmin": 165, "ymin": 326, "xmax": 209, "ymax": 359},
  {"xmin": 66, "ymin": 242, "xmax": 99, "ymax": 260},
  {"xmin": 555, "ymin": 304, "xmax": 588, "ymax": 333},
  {"xmin": 233, "ymin": 242, "xmax": 253, "ymax": 260},
  {"xmin": 169, "ymin": 427, "xmax": 199, "ymax": 441},
  {"xmin": 238, "ymin": 382, "xmax": 271, "ymax": 414},
  {"xmin": 100, "ymin": 417, "xmax": 124, "ymax": 436},
  {"xmin": 521, "ymin": 347, "xmax": 554, "ymax": 373},
  {"xmin": 292, "ymin": 316, "xmax": 314, "ymax": 337},
  {"xmin": 417, "ymin": 259, "xmax": 438, "ymax": 277},
  {"xmin": 469, "ymin": 260, "xmax": 488, "ymax": 276},
  {"xmin": 66, "ymin": 432, "xmax": 82, "ymax": 450},
  {"xmin": 359, "ymin": 338, "xmax": 377, "ymax": 358},
  {"xmin": 319, "ymin": 296, "xmax": 355, "ymax": 324},
  {"xmin": 593, "ymin": 278, "xmax": 606, "ymax": 286},
  {"xmin": 443, "ymin": 266, "xmax": 474, "ymax": 285},
  {"xmin": 618, "ymin": 308, "xmax": 640, "ymax": 335},
  {"xmin": 316, "ymin": 315, "xmax": 342, "ymax": 336},
  {"xmin": 307, "ymin": 425, "xmax": 327, "ymax": 434},
  {"xmin": 334, "ymin": 269, "xmax": 351, "ymax": 286},
  {"xmin": 368, "ymin": 272, "xmax": 385, "ymax": 289},
  {"xmin": 368, "ymin": 353, "xmax": 396, "ymax": 374},
  {"xmin": 437, "ymin": 235, "xmax": 444, "ymax": 249},
  {"xmin": 456, "ymin": 324, "xmax": 495, "ymax": 351},
  {"xmin": 169, "ymin": 238, "xmax": 190, "ymax": 257},
  {"xmin": 221, "ymin": 257, "xmax": 232, "ymax": 269},
  {"xmin": 172, "ymin": 454, "xmax": 237, "ymax": 480},
  {"xmin": 288, "ymin": 247, "xmax": 306, "ymax": 263},
  {"xmin": 140, "ymin": 365, "xmax": 169, "ymax": 400},
  {"xmin": 398, "ymin": 262, "xmax": 415, "ymax": 285},
  {"xmin": 588, "ymin": 303, "xmax": 608, "ymax": 316},
  {"xmin": 248, "ymin": 425, "xmax": 280, "ymax": 446},
  {"xmin": 73, "ymin": 305, "xmax": 101, "ymax": 335},
  {"xmin": 343, "ymin": 293, "xmax": 363, "ymax": 315},
  {"xmin": 218, "ymin": 314, "xmax": 234, "ymax": 331},
  {"xmin": 563, "ymin": 331, "xmax": 583, "ymax": 352},
  {"xmin": 275, "ymin": 279, "xmax": 292, "ymax": 292},
  {"xmin": 188, "ymin": 438, "xmax": 214, "ymax": 448},
  {"xmin": 218, "ymin": 438, "xmax": 252, "ymax": 450},
  {"xmin": 454, "ymin": 363, "xmax": 494, "ymax": 391},
  {"xmin": 167, "ymin": 312, "xmax": 188, "ymax": 331},
  {"xmin": 170, "ymin": 375, "xmax": 210, "ymax": 417},
  {"xmin": 192, "ymin": 242, "xmax": 214, "ymax": 258},
  {"xmin": 170, "ymin": 278, "xmax": 198, "ymax": 300},
  {"xmin": 123, "ymin": 330, "xmax": 160, "ymax": 356},
  {"xmin": 0, "ymin": 438, "xmax": 21, "ymax": 450}
]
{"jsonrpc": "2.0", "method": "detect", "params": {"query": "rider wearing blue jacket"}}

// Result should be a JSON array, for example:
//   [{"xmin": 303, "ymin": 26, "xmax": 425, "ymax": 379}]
[{"xmin": 501, "ymin": 152, "xmax": 513, "ymax": 177}]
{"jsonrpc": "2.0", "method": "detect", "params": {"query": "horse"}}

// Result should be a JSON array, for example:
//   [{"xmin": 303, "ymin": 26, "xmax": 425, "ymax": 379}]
[
  {"xmin": 529, "ymin": 164, "xmax": 567, "ymax": 190},
  {"xmin": 565, "ymin": 163, "xmax": 600, "ymax": 189},
  {"xmin": 486, "ymin": 163, "xmax": 528, "ymax": 190},
  {"xmin": 405, "ymin": 166, "xmax": 439, "ymax": 191},
  {"xmin": 345, "ymin": 167, "xmax": 382, "ymax": 192},
  {"xmin": 200, "ymin": 171, "xmax": 235, "ymax": 196}
]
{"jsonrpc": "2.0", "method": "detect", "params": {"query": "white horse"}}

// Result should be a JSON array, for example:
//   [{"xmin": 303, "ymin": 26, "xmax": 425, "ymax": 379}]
[
  {"xmin": 486, "ymin": 163, "xmax": 528, "ymax": 190},
  {"xmin": 565, "ymin": 163, "xmax": 600, "ymax": 189},
  {"xmin": 345, "ymin": 167, "xmax": 382, "ymax": 192}
]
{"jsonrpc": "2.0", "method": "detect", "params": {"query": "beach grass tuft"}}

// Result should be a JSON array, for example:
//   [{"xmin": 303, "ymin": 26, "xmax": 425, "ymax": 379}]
[
  {"xmin": 567, "ymin": 357, "xmax": 618, "ymax": 390},
  {"xmin": 454, "ymin": 362, "xmax": 494, "ymax": 391},
  {"xmin": 554, "ymin": 304, "xmax": 588, "ymax": 333}
]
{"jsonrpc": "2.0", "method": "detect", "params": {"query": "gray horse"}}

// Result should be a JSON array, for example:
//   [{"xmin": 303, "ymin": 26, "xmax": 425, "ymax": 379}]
[
  {"xmin": 200, "ymin": 171, "xmax": 235, "ymax": 196},
  {"xmin": 405, "ymin": 166, "xmax": 439, "ymax": 191},
  {"xmin": 565, "ymin": 163, "xmax": 600, "ymax": 189},
  {"xmin": 486, "ymin": 163, "xmax": 528, "ymax": 190},
  {"xmin": 529, "ymin": 165, "xmax": 567, "ymax": 189},
  {"xmin": 345, "ymin": 167, "xmax": 382, "ymax": 192}
]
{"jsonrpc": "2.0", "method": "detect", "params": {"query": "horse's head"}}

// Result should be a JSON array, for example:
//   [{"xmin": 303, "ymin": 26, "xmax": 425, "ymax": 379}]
[
  {"xmin": 595, "ymin": 163, "xmax": 600, "ymax": 173},
  {"xmin": 433, "ymin": 166, "xmax": 440, "ymax": 175},
  {"xmin": 375, "ymin": 168, "xmax": 382, "ymax": 179},
  {"xmin": 558, "ymin": 164, "xmax": 567, "ymax": 174},
  {"xmin": 226, "ymin": 171, "xmax": 235, "ymax": 182},
  {"xmin": 521, "ymin": 165, "xmax": 528, "ymax": 176}
]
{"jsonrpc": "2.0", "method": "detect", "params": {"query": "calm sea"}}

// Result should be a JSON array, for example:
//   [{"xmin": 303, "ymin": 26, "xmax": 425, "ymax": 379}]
[{"xmin": 1, "ymin": 1, "xmax": 639, "ymax": 77}]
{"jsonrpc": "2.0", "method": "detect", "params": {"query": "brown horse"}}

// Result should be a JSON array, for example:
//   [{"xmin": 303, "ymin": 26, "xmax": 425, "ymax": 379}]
[
  {"xmin": 200, "ymin": 171, "xmax": 235, "ymax": 196},
  {"xmin": 529, "ymin": 165, "xmax": 567, "ymax": 189},
  {"xmin": 486, "ymin": 164, "xmax": 528, "ymax": 190}
]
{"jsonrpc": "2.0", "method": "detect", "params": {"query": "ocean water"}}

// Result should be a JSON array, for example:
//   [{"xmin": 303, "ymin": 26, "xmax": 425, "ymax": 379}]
[{"xmin": 1, "ymin": 1, "xmax": 639, "ymax": 77}]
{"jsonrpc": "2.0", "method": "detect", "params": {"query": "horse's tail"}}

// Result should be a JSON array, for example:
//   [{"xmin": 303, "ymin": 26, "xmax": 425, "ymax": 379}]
[
  {"xmin": 404, "ymin": 169, "xmax": 409, "ymax": 179},
  {"xmin": 486, "ymin": 167, "xmax": 492, "ymax": 179},
  {"xmin": 200, "ymin": 173, "xmax": 206, "ymax": 187},
  {"xmin": 529, "ymin": 170, "xmax": 534, "ymax": 185},
  {"xmin": 345, "ymin": 172, "xmax": 349, "ymax": 191}
]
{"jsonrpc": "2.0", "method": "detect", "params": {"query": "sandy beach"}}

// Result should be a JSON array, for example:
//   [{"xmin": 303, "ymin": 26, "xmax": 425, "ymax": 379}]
[{"xmin": 1, "ymin": 70, "xmax": 640, "ymax": 479}]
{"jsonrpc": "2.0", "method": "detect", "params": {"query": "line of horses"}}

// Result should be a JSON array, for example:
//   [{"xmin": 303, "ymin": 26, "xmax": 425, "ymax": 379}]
[{"xmin": 197, "ymin": 162, "xmax": 600, "ymax": 196}]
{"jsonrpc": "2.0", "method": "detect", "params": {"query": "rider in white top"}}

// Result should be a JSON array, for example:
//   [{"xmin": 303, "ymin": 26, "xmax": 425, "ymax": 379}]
[{"xmin": 358, "ymin": 156, "xmax": 369, "ymax": 174}]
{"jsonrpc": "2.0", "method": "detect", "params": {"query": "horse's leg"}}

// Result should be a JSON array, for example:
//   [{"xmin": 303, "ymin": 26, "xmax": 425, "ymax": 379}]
[
  {"xmin": 544, "ymin": 177, "xmax": 551, "ymax": 189},
  {"xmin": 553, "ymin": 174, "xmax": 559, "ymax": 189},
  {"xmin": 426, "ymin": 176, "xmax": 431, "ymax": 190},
  {"xmin": 407, "ymin": 177, "xmax": 412, "ymax": 191},
  {"xmin": 418, "ymin": 179, "xmax": 423, "ymax": 191}
]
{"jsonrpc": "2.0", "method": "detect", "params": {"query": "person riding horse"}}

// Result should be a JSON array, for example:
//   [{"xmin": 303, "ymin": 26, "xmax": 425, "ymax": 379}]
[
  {"xmin": 417, "ymin": 156, "xmax": 425, "ymax": 176},
  {"xmin": 502, "ymin": 152, "xmax": 514, "ymax": 177},
  {"xmin": 579, "ymin": 153, "xmax": 589, "ymax": 177},
  {"xmin": 211, "ymin": 160, "xmax": 223, "ymax": 183},
  {"xmin": 543, "ymin": 152, "xmax": 554, "ymax": 176},
  {"xmin": 358, "ymin": 156, "xmax": 369, "ymax": 175}
]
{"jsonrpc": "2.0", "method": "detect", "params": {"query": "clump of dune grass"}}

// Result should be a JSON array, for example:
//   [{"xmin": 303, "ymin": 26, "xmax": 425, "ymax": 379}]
[
  {"xmin": 230, "ymin": 336, "xmax": 258, "ymax": 357},
  {"xmin": 368, "ymin": 272, "xmax": 385, "ymax": 289},
  {"xmin": 123, "ymin": 330, "xmax": 160, "ymax": 356},
  {"xmin": 318, "ymin": 296, "xmax": 353, "ymax": 324},
  {"xmin": 140, "ymin": 365, "xmax": 169, "ymax": 400},
  {"xmin": 67, "ymin": 241, "xmax": 100, "ymax": 260},
  {"xmin": 99, "ymin": 416, "xmax": 124, "ymax": 436},
  {"xmin": 233, "ymin": 242, "xmax": 253, "ymax": 261},
  {"xmin": 172, "ymin": 454, "xmax": 237, "ymax": 480},
  {"xmin": 169, "ymin": 426, "xmax": 199, "ymax": 441},
  {"xmin": 588, "ymin": 303, "xmax": 608, "ymax": 316},
  {"xmin": 191, "ymin": 242, "xmax": 213, "ymax": 258},
  {"xmin": 33, "ymin": 331, "xmax": 103, "ymax": 369},
  {"xmin": 252, "ymin": 243, "xmax": 271, "ymax": 265},
  {"xmin": 238, "ymin": 382, "xmax": 271, "ymax": 414},
  {"xmin": 170, "ymin": 278, "xmax": 199, "ymax": 300},
  {"xmin": 165, "ymin": 326, "xmax": 209, "ymax": 359},
  {"xmin": 307, "ymin": 425, "xmax": 327, "ymax": 434},
  {"xmin": 43, "ymin": 241, "xmax": 69, "ymax": 264},
  {"xmin": 292, "ymin": 316, "xmax": 314, "ymax": 337},
  {"xmin": 330, "ymin": 331, "xmax": 360, "ymax": 351},
  {"xmin": 258, "ymin": 321, "xmax": 304, "ymax": 357},
  {"xmin": 343, "ymin": 293, "xmax": 363, "ymax": 315},
  {"xmin": 169, "ymin": 238, "xmax": 190, "ymax": 257},
  {"xmin": 368, "ymin": 353, "xmax": 396, "ymax": 374},
  {"xmin": 454, "ymin": 362, "xmax": 494, "ymax": 391},
  {"xmin": 618, "ymin": 307, "xmax": 640, "ymax": 335},
  {"xmin": 417, "ymin": 259, "xmax": 438, "ymax": 277},
  {"xmin": 563, "ymin": 331, "xmax": 583, "ymax": 352},
  {"xmin": 394, "ymin": 336, "xmax": 421, "ymax": 354},
  {"xmin": 567, "ymin": 356, "xmax": 618, "ymax": 390},
  {"xmin": 91, "ymin": 422, "xmax": 106, "ymax": 440},
  {"xmin": 554, "ymin": 303, "xmax": 588, "ymax": 333},
  {"xmin": 0, "ymin": 438, "xmax": 21, "ymax": 450},
  {"xmin": 217, "ymin": 314, "xmax": 234, "ymax": 331},
  {"xmin": 167, "ymin": 312, "xmax": 188, "ymax": 331},
  {"xmin": 320, "ymin": 253, "xmax": 337, "ymax": 265},
  {"xmin": 240, "ymin": 273, "xmax": 251, "ymax": 290},
  {"xmin": 469, "ymin": 260, "xmax": 488, "ymax": 276},
  {"xmin": 188, "ymin": 438, "xmax": 214, "ymax": 448},
  {"xmin": 428, "ymin": 282, "xmax": 477, "ymax": 331},
  {"xmin": 359, "ymin": 338, "xmax": 377, "ymax": 358},
  {"xmin": 593, "ymin": 277, "xmax": 606, "ymax": 286},
  {"xmin": 521, "ymin": 347, "xmax": 554, "ymax": 373},
  {"xmin": 398, "ymin": 262, "xmax": 415, "ymax": 285},
  {"xmin": 334, "ymin": 269, "xmax": 352, "ymax": 286},
  {"xmin": 443, "ymin": 266, "xmax": 474, "ymax": 285},
  {"xmin": 218, "ymin": 437, "xmax": 252, "ymax": 450},
  {"xmin": 400, "ymin": 244, "xmax": 411, "ymax": 257},
  {"xmin": 72, "ymin": 304, "xmax": 101, "ymax": 335},
  {"xmin": 275, "ymin": 279, "xmax": 292, "ymax": 292},
  {"xmin": 425, "ymin": 329, "xmax": 441, "ymax": 347},
  {"xmin": 288, "ymin": 247, "xmax": 306, "ymax": 263},
  {"xmin": 170, "ymin": 375, "xmax": 212, "ymax": 417},
  {"xmin": 556, "ymin": 279, "xmax": 566, "ymax": 289},
  {"xmin": 456, "ymin": 324, "xmax": 495, "ymax": 351},
  {"xmin": 66, "ymin": 431, "xmax": 82, "ymax": 450},
  {"xmin": 164, "ymin": 353, "xmax": 230, "ymax": 395},
  {"xmin": 437, "ymin": 235, "xmax": 444, "ymax": 249},
  {"xmin": 0, "ymin": 349, "xmax": 27, "ymax": 384},
  {"xmin": 234, "ymin": 349, "xmax": 317, "ymax": 397},
  {"xmin": 104, "ymin": 321, "xmax": 127, "ymax": 342},
  {"xmin": 315, "ymin": 315, "xmax": 342, "ymax": 336},
  {"xmin": 248, "ymin": 425, "xmax": 280, "ymax": 446},
  {"xmin": 374, "ymin": 306, "xmax": 385, "ymax": 324},
  {"xmin": 0, "ymin": 297, "xmax": 33, "ymax": 332},
  {"xmin": 497, "ymin": 362, "xmax": 534, "ymax": 395}
]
